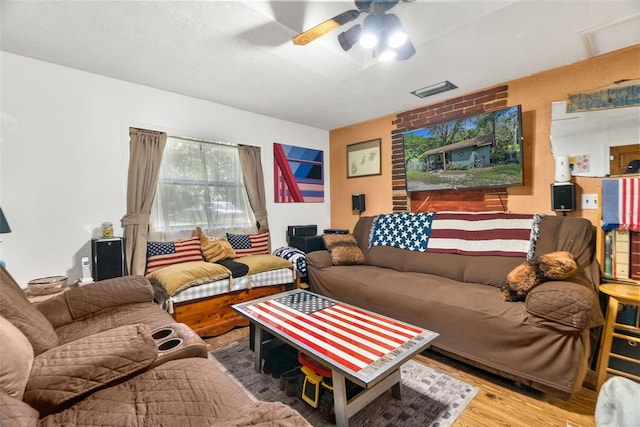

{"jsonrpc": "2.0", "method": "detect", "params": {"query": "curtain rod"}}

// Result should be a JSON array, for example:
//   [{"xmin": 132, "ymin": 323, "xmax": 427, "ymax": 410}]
[{"xmin": 168, "ymin": 134, "xmax": 237, "ymax": 147}]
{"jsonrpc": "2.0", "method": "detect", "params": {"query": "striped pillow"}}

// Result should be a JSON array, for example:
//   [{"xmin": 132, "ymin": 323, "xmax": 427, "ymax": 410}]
[
  {"xmin": 227, "ymin": 231, "xmax": 270, "ymax": 256},
  {"xmin": 145, "ymin": 236, "xmax": 203, "ymax": 274}
]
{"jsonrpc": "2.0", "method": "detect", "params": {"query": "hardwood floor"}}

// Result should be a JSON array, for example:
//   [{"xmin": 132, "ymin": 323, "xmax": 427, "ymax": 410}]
[
  {"xmin": 415, "ymin": 350, "xmax": 597, "ymax": 427},
  {"xmin": 205, "ymin": 327, "xmax": 598, "ymax": 427}
]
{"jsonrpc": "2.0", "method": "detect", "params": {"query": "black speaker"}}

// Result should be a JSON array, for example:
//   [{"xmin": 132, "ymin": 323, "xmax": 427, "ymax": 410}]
[
  {"xmin": 352, "ymin": 194, "xmax": 366, "ymax": 212},
  {"xmin": 92, "ymin": 237, "xmax": 125, "ymax": 281},
  {"xmin": 287, "ymin": 225, "xmax": 317, "ymax": 238},
  {"xmin": 551, "ymin": 183, "xmax": 575, "ymax": 212},
  {"xmin": 288, "ymin": 235, "xmax": 325, "ymax": 254}
]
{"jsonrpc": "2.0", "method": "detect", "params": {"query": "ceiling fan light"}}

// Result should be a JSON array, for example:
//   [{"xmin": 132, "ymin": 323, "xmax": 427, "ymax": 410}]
[
  {"xmin": 338, "ymin": 24, "xmax": 362, "ymax": 51},
  {"xmin": 387, "ymin": 31, "xmax": 407, "ymax": 48},
  {"xmin": 383, "ymin": 14, "xmax": 407, "ymax": 48},
  {"xmin": 396, "ymin": 38, "xmax": 416, "ymax": 60},
  {"xmin": 360, "ymin": 13, "xmax": 381, "ymax": 48},
  {"xmin": 378, "ymin": 48, "xmax": 397, "ymax": 61},
  {"xmin": 359, "ymin": 31, "xmax": 378, "ymax": 48}
]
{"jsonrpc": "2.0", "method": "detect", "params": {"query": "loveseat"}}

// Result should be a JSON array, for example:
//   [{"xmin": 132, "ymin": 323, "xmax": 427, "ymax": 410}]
[
  {"xmin": 307, "ymin": 212, "xmax": 605, "ymax": 398},
  {"xmin": 0, "ymin": 266, "xmax": 310, "ymax": 426}
]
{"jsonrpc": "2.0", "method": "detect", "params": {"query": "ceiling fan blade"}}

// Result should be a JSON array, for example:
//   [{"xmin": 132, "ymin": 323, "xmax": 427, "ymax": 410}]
[{"xmin": 292, "ymin": 9, "xmax": 361, "ymax": 46}]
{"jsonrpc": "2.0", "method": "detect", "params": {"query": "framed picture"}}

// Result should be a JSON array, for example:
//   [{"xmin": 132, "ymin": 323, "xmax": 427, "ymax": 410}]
[{"xmin": 347, "ymin": 139, "xmax": 381, "ymax": 178}]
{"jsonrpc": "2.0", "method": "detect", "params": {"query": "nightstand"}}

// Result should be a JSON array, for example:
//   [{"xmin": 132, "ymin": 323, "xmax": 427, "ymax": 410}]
[{"xmin": 596, "ymin": 283, "xmax": 640, "ymax": 390}]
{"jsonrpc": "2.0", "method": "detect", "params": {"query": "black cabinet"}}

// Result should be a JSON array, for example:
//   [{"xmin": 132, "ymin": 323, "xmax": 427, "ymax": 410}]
[{"xmin": 92, "ymin": 237, "xmax": 125, "ymax": 281}]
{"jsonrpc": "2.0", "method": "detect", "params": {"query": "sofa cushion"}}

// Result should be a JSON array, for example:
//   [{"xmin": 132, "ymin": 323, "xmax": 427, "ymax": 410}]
[
  {"xmin": 146, "ymin": 261, "xmax": 231, "ymax": 297},
  {"xmin": 227, "ymin": 230, "xmax": 270, "ymax": 256},
  {"xmin": 0, "ymin": 266, "xmax": 59, "ymax": 356},
  {"xmin": 146, "ymin": 236, "xmax": 204, "ymax": 274},
  {"xmin": 322, "ymin": 234, "xmax": 365, "ymax": 265},
  {"xmin": 37, "ymin": 357, "xmax": 309, "ymax": 426},
  {"xmin": 196, "ymin": 227, "xmax": 236, "ymax": 262},
  {"xmin": 24, "ymin": 323, "xmax": 157, "ymax": 415},
  {"xmin": 234, "ymin": 254, "xmax": 293, "ymax": 275},
  {"xmin": 0, "ymin": 315, "xmax": 34, "ymax": 400}
]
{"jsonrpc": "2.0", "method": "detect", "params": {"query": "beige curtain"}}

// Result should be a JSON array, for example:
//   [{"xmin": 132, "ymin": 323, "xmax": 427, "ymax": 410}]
[
  {"xmin": 121, "ymin": 128, "xmax": 167, "ymax": 275},
  {"xmin": 238, "ymin": 145, "xmax": 269, "ymax": 230}
]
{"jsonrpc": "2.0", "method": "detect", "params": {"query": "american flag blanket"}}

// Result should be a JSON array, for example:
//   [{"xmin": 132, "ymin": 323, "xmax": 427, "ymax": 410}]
[
  {"xmin": 602, "ymin": 178, "xmax": 639, "ymax": 231},
  {"xmin": 369, "ymin": 212, "xmax": 543, "ymax": 259}
]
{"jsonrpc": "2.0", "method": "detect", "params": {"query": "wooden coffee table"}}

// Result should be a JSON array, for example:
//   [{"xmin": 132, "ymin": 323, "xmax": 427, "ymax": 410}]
[{"xmin": 233, "ymin": 289, "xmax": 438, "ymax": 427}]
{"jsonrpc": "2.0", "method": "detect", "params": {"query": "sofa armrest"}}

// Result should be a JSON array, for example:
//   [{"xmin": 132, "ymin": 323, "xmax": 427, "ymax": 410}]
[
  {"xmin": 36, "ymin": 276, "xmax": 154, "ymax": 328},
  {"xmin": 0, "ymin": 393, "xmax": 39, "ymax": 426},
  {"xmin": 305, "ymin": 250, "xmax": 334, "ymax": 269},
  {"xmin": 23, "ymin": 323, "xmax": 157, "ymax": 416},
  {"xmin": 526, "ymin": 281, "xmax": 604, "ymax": 332}
]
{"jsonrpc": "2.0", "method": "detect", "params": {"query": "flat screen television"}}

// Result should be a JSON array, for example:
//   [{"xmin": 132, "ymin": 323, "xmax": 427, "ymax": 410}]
[{"xmin": 403, "ymin": 105, "xmax": 523, "ymax": 192}]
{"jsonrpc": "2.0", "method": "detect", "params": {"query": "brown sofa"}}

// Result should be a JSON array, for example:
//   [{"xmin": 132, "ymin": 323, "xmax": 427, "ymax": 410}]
[
  {"xmin": 307, "ymin": 214, "xmax": 605, "ymax": 398},
  {"xmin": 0, "ymin": 267, "xmax": 310, "ymax": 426}
]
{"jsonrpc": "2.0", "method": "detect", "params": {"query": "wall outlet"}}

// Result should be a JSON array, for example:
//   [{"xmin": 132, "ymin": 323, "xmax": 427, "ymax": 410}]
[{"xmin": 581, "ymin": 193, "xmax": 598, "ymax": 210}]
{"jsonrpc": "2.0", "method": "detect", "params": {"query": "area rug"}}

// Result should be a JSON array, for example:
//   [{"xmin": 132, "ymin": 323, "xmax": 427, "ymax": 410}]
[{"xmin": 209, "ymin": 338, "xmax": 478, "ymax": 427}]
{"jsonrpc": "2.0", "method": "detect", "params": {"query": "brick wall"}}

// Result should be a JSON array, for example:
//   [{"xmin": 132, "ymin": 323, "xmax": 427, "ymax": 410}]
[{"xmin": 391, "ymin": 85, "xmax": 510, "ymax": 212}]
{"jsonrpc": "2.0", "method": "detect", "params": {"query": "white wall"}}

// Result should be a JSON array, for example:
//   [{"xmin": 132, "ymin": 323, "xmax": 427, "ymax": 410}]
[{"xmin": 1, "ymin": 52, "xmax": 331, "ymax": 286}]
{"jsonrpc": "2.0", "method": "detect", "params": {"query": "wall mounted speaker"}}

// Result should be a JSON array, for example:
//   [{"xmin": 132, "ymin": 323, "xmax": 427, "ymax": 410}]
[
  {"xmin": 554, "ymin": 155, "xmax": 571, "ymax": 182},
  {"xmin": 352, "ymin": 194, "xmax": 366, "ymax": 212},
  {"xmin": 551, "ymin": 183, "xmax": 575, "ymax": 212}
]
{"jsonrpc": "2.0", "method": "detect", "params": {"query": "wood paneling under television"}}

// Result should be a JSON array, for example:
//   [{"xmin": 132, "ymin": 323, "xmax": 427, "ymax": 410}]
[{"xmin": 391, "ymin": 85, "xmax": 511, "ymax": 213}]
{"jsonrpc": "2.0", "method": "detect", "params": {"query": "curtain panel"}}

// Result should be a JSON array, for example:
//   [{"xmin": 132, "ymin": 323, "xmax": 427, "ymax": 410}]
[
  {"xmin": 121, "ymin": 129, "xmax": 167, "ymax": 275},
  {"xmin": 238, "ymin": 145, "xmax": 269, "ymax": 231}
]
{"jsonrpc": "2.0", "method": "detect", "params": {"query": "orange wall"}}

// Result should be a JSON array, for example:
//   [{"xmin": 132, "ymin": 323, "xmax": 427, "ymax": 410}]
[{"xmin": 329, "ymin": 45, "xmax": 640, "ymax": 232}]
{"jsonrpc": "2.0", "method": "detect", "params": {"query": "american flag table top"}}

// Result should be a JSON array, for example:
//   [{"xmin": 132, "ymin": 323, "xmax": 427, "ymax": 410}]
[{"xmin": 233, "ymin": 290, "xmax": 438, "ymax": 385}]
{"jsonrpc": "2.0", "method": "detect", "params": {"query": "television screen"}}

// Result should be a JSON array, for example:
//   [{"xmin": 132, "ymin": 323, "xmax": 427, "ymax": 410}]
[{"xmin": 403, "ymin": 105, "xmax": 523, "ymax": 192}]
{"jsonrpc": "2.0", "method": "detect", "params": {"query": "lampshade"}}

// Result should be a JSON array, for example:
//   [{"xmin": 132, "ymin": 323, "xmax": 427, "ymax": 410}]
[{"xmin": 0, "ymin": 208, "xmax": 10, "ymax": 234}]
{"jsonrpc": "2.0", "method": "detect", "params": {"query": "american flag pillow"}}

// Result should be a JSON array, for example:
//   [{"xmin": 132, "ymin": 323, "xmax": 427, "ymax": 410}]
[
  {"xmin": 227, "ymin": 230, "xmax": 270, "ymax": 256},
  {"xmin": 145, "ymin": 236, "xmax": 203, "ymax": 274}
]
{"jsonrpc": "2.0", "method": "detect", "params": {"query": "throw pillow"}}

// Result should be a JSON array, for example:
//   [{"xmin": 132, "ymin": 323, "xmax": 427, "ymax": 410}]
[
  {"xmin": 227, "ymin": 230, "xmax": 270, "ymax": 256},
  {"xmin": 145, "ymin": 261, "xmax": 231, "ymax": 297},
  {"xmin": 322, "ymin": 234, "xmax": 365, "ymax": 266},
  {"xmin": 500, "ymin": 251, "xmax": 578, "ymax": 302},
  {"xmin": 273, "ymin": 246, "xmax": 307, "ymax": 276},
  {"xmin": 195, "ymin": 227, "xmax": 236, "ymax": 262},
  {"xmin": 145, "ymin": 236, "xmax": 203, "ymax": 274}
]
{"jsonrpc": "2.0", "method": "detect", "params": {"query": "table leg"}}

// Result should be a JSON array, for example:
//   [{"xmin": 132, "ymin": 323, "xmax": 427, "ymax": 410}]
[
  {"xmin": 332, "ymin": 371, "xmax": 349, "ymax": 427},
  {"xmin": 253, "ymin": 324, "xmax": 263, "ymax": 373},
  {"xmin": 391, "ymin": 381, "xmax": 402, "ymax": 400},
  {"xmin": 596, "ymin": 295, "xmax": 619, "ymax": 390}
]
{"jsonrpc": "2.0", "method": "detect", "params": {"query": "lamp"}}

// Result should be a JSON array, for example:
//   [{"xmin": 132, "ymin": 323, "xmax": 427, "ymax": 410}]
[
  {"xmin": 0, "ymin": 207, "xmax": 10, "ymax": 269},
  {"xmin": 0, "ymin": 208, "xmax": 10, "ymax": 234}
]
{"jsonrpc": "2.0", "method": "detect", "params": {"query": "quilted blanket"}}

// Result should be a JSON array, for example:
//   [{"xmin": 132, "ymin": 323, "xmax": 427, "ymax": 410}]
[{"xmin": 369, "ymin": 211, "xmax": 543, "ymax": 258}]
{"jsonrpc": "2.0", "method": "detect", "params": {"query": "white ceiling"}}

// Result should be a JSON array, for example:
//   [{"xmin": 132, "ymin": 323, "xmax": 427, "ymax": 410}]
[{"xmin": 2, "ymin": 1, "xmax": 639, "ymax": 130}]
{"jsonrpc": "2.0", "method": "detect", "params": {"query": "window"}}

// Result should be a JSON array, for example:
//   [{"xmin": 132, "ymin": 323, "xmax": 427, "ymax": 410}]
[{"xmin": 149, "ymin": 136, "xmax": 256, "ymax": 240}]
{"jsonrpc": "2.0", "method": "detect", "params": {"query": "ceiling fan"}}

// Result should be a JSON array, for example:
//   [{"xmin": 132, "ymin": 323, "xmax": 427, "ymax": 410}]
[{"xmin": 292, "ymin": 0, "xmax": 416, "ymax": 61}]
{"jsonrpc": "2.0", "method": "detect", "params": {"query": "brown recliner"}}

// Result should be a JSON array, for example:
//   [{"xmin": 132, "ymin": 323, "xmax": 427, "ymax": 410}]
[{"xmin": 0, "ymin": 267, "xmax": 310, "ymax": 426}]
